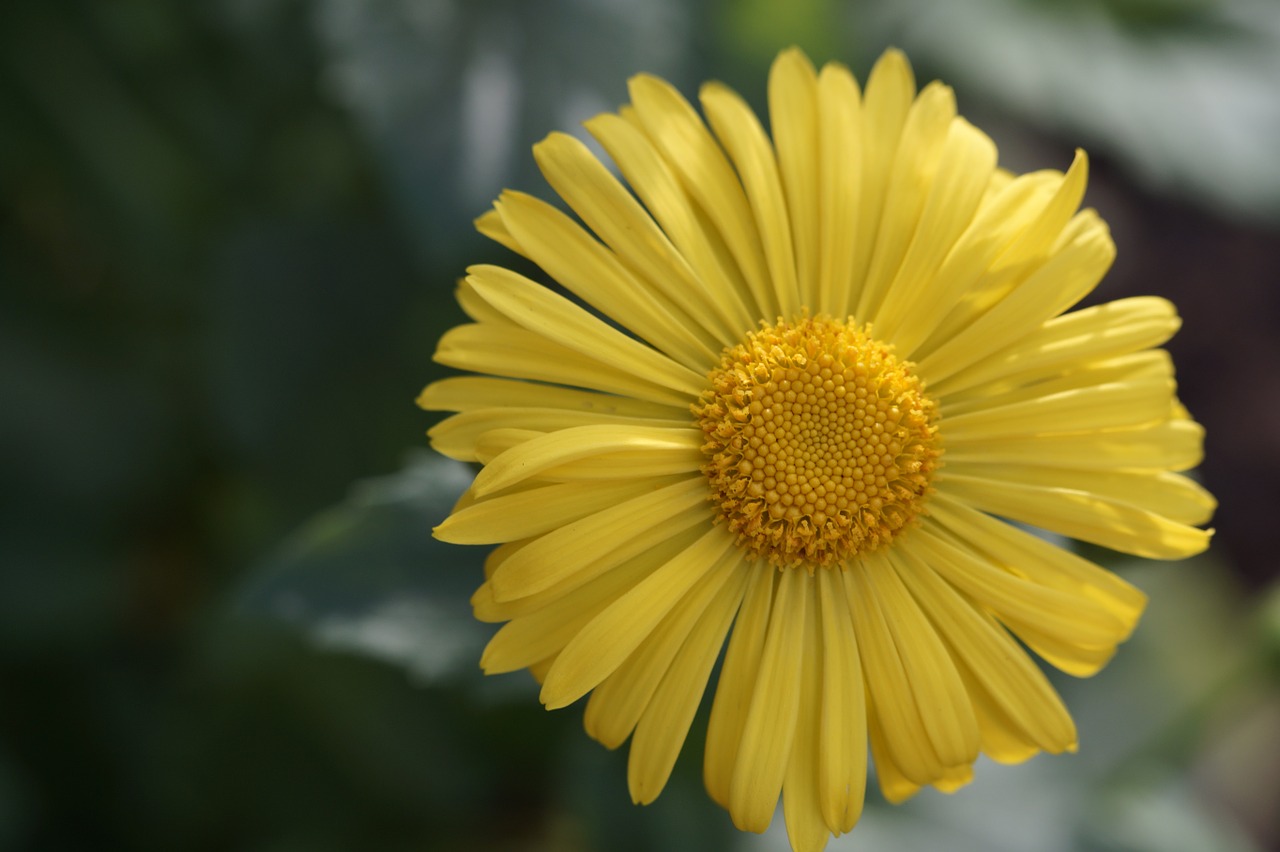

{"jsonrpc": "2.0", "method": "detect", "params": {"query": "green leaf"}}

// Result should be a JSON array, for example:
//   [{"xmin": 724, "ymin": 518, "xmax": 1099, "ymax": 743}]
[{"xmin": 238, "ymin": 452, "xmax": 502, "ymax": 688}]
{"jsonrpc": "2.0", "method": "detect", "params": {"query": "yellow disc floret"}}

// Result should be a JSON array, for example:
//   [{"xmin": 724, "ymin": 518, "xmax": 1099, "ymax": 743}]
[{"xmin": 693, "ymin": 316, "xmax": 942, "ymax": 570}]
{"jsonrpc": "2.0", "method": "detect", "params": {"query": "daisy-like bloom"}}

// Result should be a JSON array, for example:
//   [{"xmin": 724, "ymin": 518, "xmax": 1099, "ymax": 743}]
[{"xmin": 421, "ymin": 48, "xmax": 1215, "ymax": 851}]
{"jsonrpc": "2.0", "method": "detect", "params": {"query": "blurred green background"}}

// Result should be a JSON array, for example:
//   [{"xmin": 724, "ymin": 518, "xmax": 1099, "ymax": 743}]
[{"xmin": 3, "ymin": 0, "xmax": 1279, "ymax": 850}]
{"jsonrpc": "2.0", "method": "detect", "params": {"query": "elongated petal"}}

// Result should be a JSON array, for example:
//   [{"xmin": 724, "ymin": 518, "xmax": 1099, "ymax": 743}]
[
  {"xmin": 926, "ymin": 296, "xmax": 1180, "ymax": 395},
  {"xmin": 913, "ymin": 207, "xmax": 1112, "ymax": 372},
  {"xmin": 704, "ymin": 566, "xmax": 776, "ymax": 807},
  {"xmin": 436, "ymin": 476, "xmax": 687, "ymax": 545},
  {"xmin": 944, "ymin": 419, "xmax": 1204, "ymax": 472},
  {"xmin": 939, "ymin": 349, "xmax": 1173, "ymax": 417},
  {"xmin": 909, "ymin": 523, "xmax": 1134, "ymax": 647},
  {"xmin": 857, "ymin": 81, "xmax": 955, "ymax": 320},
  {"xmin": 770, "ymin": 48, "xmax": 821, "ymax": 307},
  {"xmin": 702, "ymin": 81, "xmax": 802, "ymax": 317},
  {"xmin": 496, "ymin": 190, "xmax": 718, "ymax": 367},
  {"xmin": 945, "ymin": 464, "xmax": 1217, "ymax": 526},
  {"xmin": 471, "ymin": 424, "xmax": 703, "ymax": 496},
  {"xmin": 626, "ymin": 559, "xmax": 750, "ymax": 804},
  {"xmin": 814, "ymin": 62, "xmax": 862, "ymax": 318},
  {"xmin": 480, "ymin": 534, "xmax": 688, "ymax": 675},
  {"xmin": 928, "ymin": 493, "xmax": 1146, "ymax": 624},
  {"xmin": 816, "ymin": 568, "xmax": 866, "ymax": 834},
  {"xmin": 909, "ymin": 152, "xmax": 1089, "ymax": 361},
  {"xmin": 478, "ymin": 504, "xmax": 706, "ymax": 616},
  {"xmin": 429, "ymin": 407, "xmax": 689, "ymax": 462},
  {"xmin": 488, "ymin": 477, "xmax": 710, "ymax": 602},
  {"xmin": 586, "ymin": 547, "xmax": 740, "ymax": 749},
  {"xmin": 874, "ymin": 118, "xmax": 998, "ymax": 350},
  {"xmin": 941, "ymin": 380, "xmax": 1175, "ymax": 441},
  {"xmin": 864, "ymin": 552, "xmax": 981, "ymax": 770},
  {"xmin": 532, "ymin": 132, "xmax": 741, "ymax": 344},
  {"xmin": 782, "ymin": 576, "xmax": 831, "ymax": 852},
  {"xmin": 434, "ymin": 323, "xmax": 691, "ymax": 407},
  {"xmin": 867, "ymin": 706, "xmax": 921, "ymax": 804},
  {"xmin": 466, "ymin": 265, "xmax": 707, "ymax": 395},
  {"xmin": 940, "ymin": 473, "xmax": 1212, "ymax": 559},
  {"xmin": 540, "ymin": 527, "xmax": 736, "ymax": 709},
  {"xmin": 729, "ymin": 568, "xmax": 807, "ymax": 832},
  {"xmin": 851, "ymin": 49, "xmax": 916, "ymax": 299},
  {"xmin": 584, "ymin": 112, "xmax": 757, "ymax": 336},
  {"xmin": 629, "ymin": 74, "xmax": 775, "ymax": 320},
  {"xmin": 846, "ymin": 555, "xmax": 950, "ymax": 786},
  {"xmin": 418, "ymin": 376, "xmax": 686, "ymax": 419},
  {"xmin": 890, "ymin": 545, "xmax": 1077, "ymax": 754}
]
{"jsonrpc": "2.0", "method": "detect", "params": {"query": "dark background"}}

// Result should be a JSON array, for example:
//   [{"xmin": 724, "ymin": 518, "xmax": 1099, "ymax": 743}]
[{"xmin": 2, "ymin": 0, "xmax": 1278, "ymax": 850}]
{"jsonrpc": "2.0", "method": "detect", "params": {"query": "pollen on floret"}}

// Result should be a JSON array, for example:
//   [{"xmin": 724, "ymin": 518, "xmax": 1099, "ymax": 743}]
[{"xmin": 693, "ymin": 316, "xmax": 942, "ymax": 571}]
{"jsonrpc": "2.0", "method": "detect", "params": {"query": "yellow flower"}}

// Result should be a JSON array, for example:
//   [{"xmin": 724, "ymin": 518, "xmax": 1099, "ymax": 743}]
[{"xmin": 420, "ymin": 47, "xmax": 1215, "ymax": 852}]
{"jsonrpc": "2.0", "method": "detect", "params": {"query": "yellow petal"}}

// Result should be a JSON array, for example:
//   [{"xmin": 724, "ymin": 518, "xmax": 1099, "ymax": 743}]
[
  {"xmin": 729, "ymin": 568, "xmax": 807, "ymax": 833},
  {"xmin": 851, "ymin": 49, "xmax": 916, "ymax": 301},
  {"xmin": 916, "ymin": 208, "xmax": 1113, "ymax": 379},
  {"xmin": 874, "ymin": 118, "xmax": 998, "ymax": 351},
  {"xmin": 531, "ymin": 131, "xmax": 741, "ymax": 344},
  {"xmin": 863, "ymin": 551, "xmax": 980, "ymax": 770},
  {"xmin": 466, "ymin": 265, "xmax": 707, "ymax": 396},
  {"xmin": 584, "ymin": 112, "xmax": 756, "ymax": 336},
  {"xmin": 474, "ymin": 522, "xmax": 706, "ymax": 624},
  {"xmin": 927, "ymin": 296, "xmax": 1180, "ymax": 396},
  {"xmin": 940, "ymin": 472, "xmax": 1212, "ymax": 559},
  {"xmin": 470, "ymin": 424, "xmax": 703, "ymax": 496},
  {"xmin": 920, "ymin": 156, "xmax": 1093, "ymax": 357},
  {"xmin": 435, "ymin": 476, "xmax": 686, "ymax": 545},
  {"xmin": 815, "ymin": 568, "xmax": 866, "ymax": 834},
  {"xmin": 856, "ymin": 81, "xmax": 955, "ymax": 321},
  {"xmin": 782, "ymin": 576, "xmax": 833, "ymax": 852},
  {"xmin": 474, "ymin": 207, "xmax": 524, "ymax": 256},
  {"xmin": 454, "ymin": 276, "xmax": 515, "ymax": 326},
  {"xmin": 626, "ymin": 559, "xmax": 749, "ymax": 804},
  {"xmin": 909, "ymin": 522, "xmax": 1134, "ymax": 647},
  {"xmin": 586, "ymin": 547, "xmax": 740, "ymax": 750},
  {"xmin": 846, "ymin": 554, "xmax": 952, "ymax": 785},
  {"xmin": 539, "ymin": 526, "xmax": 736, "ymax": 709},
  {"xmin": 939, "ymin": 349, "xmax": 1173, "ymax": 417},
  {"xmin": 929, "ymin": 493, "xmax": 1147, "ymax": 625},
  {"xmin": 434, "ymin": 323, "xmax": 691, "ymax": 407},
  {"xmin": 704, "ymin": 566, "xmax": 776, "ymax": 807},
  {"xmin": 429, "ymin": 407, "xmax": 688, "ymax": 462},
  {"xmin": 814, "ymin": 62, "xmax": 863, "ymax": 318},
  {"xmin": 943, "ymin": 419, "xmax": 1204, "ymax": 473},
  {"xmin": 944, "ymin": 464, "xmax": 1217, "ymax": 526},
  {"xmin": 417, "ymin": 376, "xmax": 686, "ymax": 419},
  {"xmin": 479, "ymin": 534, "xmax": 687, "ymax": 675},
  {"xmin": 495, "ymin": 190, "xmax": 718, "ymax": 368},
  {"xmin": 941, "ymin": 380, "xmax": 1175, "ymax": 441},
  {"xmin": 867, "ymin": 708, "xmax": 921, "ymax": 805},
  {"xmin": 487, "ymin": 477, "xmax": 709, "ymax": 602},
  {"xmin": 769, "ymin": 48, "xmax": 822, "ymax": 308},
  {"xmin": 910, "ymin": 152, "xmax": 1089, "ymax": 360},
  {"xmin": 702, "ymin": 81, "xmax": 802, "ymax": 317},
  {"xmin": 628, "ymin": 73, "xmax": 775, "ymax": 320},
  {"xmin": 890, "ymin": 544, "xmax": 1077, "ymax": 754},
  {"xmin": 959, "ymin": 659, "xmax": 1050, "ymax": 764}
]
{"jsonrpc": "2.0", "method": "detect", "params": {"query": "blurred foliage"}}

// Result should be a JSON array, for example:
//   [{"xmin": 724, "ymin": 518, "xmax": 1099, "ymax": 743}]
[
  {"xmin": 867, "ymin": 0, "xmax": 1280, "ymax": 222},
  {"xmin": 2, "ymin": 0, "xmax": 1279, "ymax": 850}
]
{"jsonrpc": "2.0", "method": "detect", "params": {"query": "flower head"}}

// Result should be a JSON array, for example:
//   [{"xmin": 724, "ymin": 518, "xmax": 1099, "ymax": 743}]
[{"xmin": 421, "ymin": 48, "xmax": 1215, "ymax": 852}]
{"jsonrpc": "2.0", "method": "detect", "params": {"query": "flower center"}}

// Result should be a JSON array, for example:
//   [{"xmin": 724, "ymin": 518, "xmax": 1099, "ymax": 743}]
[{"xmin": 693, "ymin": 316, "xmax": 941, "ymax": 570}]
